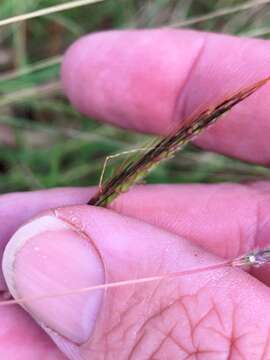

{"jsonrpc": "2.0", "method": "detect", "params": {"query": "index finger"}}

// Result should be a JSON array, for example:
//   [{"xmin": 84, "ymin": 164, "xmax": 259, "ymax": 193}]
[{"xmin": 62, "ymin": 29, "xmax": 270, "ymax": 164}]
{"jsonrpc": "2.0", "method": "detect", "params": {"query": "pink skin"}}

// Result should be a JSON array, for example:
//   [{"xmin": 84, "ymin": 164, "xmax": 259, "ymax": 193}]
[{"xmin": 2, "ymin": 29, "xmax": 270, "ymax": 358}]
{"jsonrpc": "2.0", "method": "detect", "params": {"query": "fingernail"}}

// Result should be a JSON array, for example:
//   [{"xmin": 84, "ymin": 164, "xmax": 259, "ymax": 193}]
[{"xmin": 2, "ymin": 215, "xmax": 104, "ymax": 344}]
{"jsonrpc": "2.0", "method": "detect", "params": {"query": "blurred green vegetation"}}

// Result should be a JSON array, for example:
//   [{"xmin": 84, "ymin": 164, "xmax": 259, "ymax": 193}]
[{"xmin": 1, "ymin": 0, "xmax": 270, "ymax": 193}]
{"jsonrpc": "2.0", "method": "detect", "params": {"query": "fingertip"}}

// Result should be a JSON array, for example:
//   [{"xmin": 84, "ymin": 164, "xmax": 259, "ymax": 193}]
[
  {"xmin": 62, "ymin": 29, "xmax": 270, "ymax": 163},
  {"xmin": 61, "ymin": 29, "xmax": 205, "ymax": 133},
  {"xmin": 2, "ymin": 213, "xmax": 105, "ymax": 345},
  {"xmin": 61, "ymin": 33, "xmax": 93, "ymax": 114},
  {"xmin": 61, "ymin": 31, "xmax": 110, "ymax": 116}
]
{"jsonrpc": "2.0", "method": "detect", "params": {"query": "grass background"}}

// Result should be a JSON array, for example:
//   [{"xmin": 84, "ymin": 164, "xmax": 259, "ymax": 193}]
[{"xmin": 1, "ymin": 0, "xmax": 270, "ymax": 194}]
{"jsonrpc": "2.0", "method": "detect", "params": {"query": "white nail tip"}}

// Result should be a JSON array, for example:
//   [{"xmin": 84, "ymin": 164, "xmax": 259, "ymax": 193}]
[{"xmin": 2, "ymin": 215, "xmax": 69, "ymax": 298}]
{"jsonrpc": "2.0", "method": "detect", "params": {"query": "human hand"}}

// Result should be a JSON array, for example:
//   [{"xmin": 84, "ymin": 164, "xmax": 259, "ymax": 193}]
[{"xmin": 2, "ymin": 29, "xmax": 270, "ymax": 359}]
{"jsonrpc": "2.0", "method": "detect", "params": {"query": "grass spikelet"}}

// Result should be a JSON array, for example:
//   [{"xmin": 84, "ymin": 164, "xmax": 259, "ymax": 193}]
[{"xmin": 89, "ymin": 76, "xmax": 270, "ymax": 207}]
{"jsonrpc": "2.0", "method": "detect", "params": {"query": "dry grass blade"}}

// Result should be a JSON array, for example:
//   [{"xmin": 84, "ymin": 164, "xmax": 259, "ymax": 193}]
[
  {"xmin": 0, "ymin": 0, "xmax": 104, "ymax": 27},
  {"xmin": 0, "ymin": 81, "xmax": 61, "ymax": 107},
  {"xmin": 171, "ymin": 0, "xmax": 270, "ymax": 28},
  {"xmin": 0, "ymin": 55, "xmax": 63, "ymax": 83},
  {"xmin": 89, "ymin": 76, "xmax": 270, "ymax": 207}
]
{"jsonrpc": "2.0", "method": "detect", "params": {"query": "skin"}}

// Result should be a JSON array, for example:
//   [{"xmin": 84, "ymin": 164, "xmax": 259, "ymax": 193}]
[{"xmin": 2, "ymin": 29, "xmax": 270, "ymax": 359}]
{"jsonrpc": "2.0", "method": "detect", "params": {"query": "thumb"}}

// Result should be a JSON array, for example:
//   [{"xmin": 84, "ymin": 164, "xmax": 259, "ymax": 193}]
[{"xmin": 2, "ymin": 205, "xmax": 246, "ymax": 359}]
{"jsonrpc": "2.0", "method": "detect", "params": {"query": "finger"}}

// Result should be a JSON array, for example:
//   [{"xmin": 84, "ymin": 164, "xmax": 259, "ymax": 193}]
[
  {"xmin": 62, "ymin": 29, "xmax": 270, "ymax": 164},
  {"xmin": 1, "ymin": 183, "xmax": 270, "ymax": 288},
  {"xmin": 0, "ymin": 305, "xmax": 64, "ymax": 359},
  {"xmin": 112, "ymin": 183, "xmax": 270, "ymax": 259},
  {"xmin": 111, "ymin": 183, "xmax": 270, "ymax": 286},
  {"xmin": 3, "ymin": 206, "xmax": 270, "ymax": 359},
  {"xmin": 0, "ymin": 187, "xmax": 95, "ymax": 288},
  {"xmin": 0, "ymin": 189, "xmax": 96, "ymax": 357}
]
